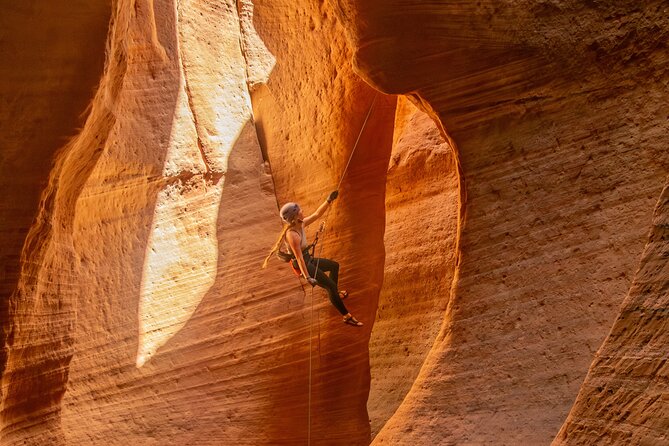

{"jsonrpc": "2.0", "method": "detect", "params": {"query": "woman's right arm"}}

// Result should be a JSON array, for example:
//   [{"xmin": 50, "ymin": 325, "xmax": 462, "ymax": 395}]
[{"xmin": 303, "ymin": 191, "xmax": 338, "ymax": 226}]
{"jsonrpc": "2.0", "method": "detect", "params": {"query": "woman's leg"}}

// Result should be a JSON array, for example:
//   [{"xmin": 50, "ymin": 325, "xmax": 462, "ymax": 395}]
[
  {"xmin": 310, "ymin": 257, "xmax": 339, "ymax": 286},
  {"xmin": 306, "ymin": 259, "xmax": 348, "ymax": 316}
]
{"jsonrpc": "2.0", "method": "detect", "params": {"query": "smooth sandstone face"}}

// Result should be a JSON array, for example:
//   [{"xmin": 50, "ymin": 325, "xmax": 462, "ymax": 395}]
[
  {"xmin": 2, "ymin": 1, "xmax": 668, "ymax": 445},
  {"xmin": 333, "ymin": 1, "xmax": 669, "ymax": 445}
]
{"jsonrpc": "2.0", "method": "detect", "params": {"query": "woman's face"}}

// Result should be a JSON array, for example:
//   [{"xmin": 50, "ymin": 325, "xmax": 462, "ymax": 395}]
[{"xmin": 297, "ymin": 207, "xmax": 304, "ymax": 220}]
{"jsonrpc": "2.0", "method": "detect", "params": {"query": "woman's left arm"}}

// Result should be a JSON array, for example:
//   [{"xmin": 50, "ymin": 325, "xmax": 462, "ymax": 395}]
[{"xmin": 303, "ymin": 191, "xmax": 338, "ymax": 226}]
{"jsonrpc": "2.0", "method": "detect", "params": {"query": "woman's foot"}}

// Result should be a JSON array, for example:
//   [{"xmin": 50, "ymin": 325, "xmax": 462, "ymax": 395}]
[
  {"xmin": 343, "ymin": 314, "xmax": 363, "ymax": 326},
  {"xmin": 339, "ymin": 290, "xmax": 349, "ymax": 299}
]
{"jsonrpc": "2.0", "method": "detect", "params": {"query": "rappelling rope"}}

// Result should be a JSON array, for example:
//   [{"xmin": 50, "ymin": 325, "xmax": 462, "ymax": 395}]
[
  {"xmin": 306, "ymin": 91, "xmax": 378, "ymax": 445},
  {"xmin": 308, "ymin": 281, "xmax": 313, "ymax": 446},
  {"xmin": 307, "ymin": 222, "xmax": 324, "ymax": 446},
  {"xmin": 336, "ymin": 92, "xmax": 379, "ymax": 191},
  {"xmin": 307, "ymin": 227, "xmax": 325, "ymax": 446}
]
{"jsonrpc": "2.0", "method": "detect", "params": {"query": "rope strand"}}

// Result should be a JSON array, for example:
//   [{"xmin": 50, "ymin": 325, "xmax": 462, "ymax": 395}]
[
  {"xmin": 336, "ymin": 93, "xmax": 378, "ymax": 191},
  {"xmin": 308, "ymin": 283, "xmax": 313, "ymax": 446},
  {"xmin": 307, "ymin": 222, "xmax": 327, "ymax": 445}
]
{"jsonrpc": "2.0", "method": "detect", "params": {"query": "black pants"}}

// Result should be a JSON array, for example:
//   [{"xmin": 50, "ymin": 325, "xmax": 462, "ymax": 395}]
[{"xmin": 294, "ymin": 254, "xmax": 348, "ymax": 316}]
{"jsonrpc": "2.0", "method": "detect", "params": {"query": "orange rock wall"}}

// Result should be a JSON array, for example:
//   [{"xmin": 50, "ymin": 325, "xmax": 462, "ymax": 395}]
[
  {"xmin": 367, "ymin": 97, "xmax": 459, "ymax": 437},
  {"xmin": 334, "ymin": 1, "xmax": 669, "ymax": 444},
  {"xmin": 4, "ymin": 0, "xmax": 288, "ymax": 443},
  {"xmin": 0, "ymin": 0, "xmax": 111, "ymax": 406},
  {"xmin": 2, "ymin": 0, "xmax": 396, "ymax": 444},
  {"xmin": 554, "ymin": 183, "xmax": 669, "ymax": 444},
  {"xmin": 3, "ymin": 0, "xmax": 669, "ymax": 445}
]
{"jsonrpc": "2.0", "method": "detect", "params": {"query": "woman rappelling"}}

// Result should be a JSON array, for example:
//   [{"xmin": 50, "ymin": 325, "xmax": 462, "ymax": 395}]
[{"xmin": 262, "ymin": 190, "xmax": 363, "ymax": 326}]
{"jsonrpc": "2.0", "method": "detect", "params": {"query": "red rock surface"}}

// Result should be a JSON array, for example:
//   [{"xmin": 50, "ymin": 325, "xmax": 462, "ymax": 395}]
[
  {"xmin": 2, "ymin": 0, "xmax": 669, "ymax": 445},
  {"xmin": 367, "ymin": 97, "xmax": 459, "ymax": 437},
  {"xmin": 3, "ymin": 0, "xmax": 283, "ymax": 443},
  {"xmin": 2, "ymin": 0, "xmax": 394, "ymax": 444},
  {"xmin": 334, "ymin": 0, "xmax": 669, "ymax": 444},
  {"xmin": 554, "ymin": 184, "xmax": 669, "ymax": 444},
  {"xmin": 0, "ymin": 1, "xmax": 111, "ymax": 406}
]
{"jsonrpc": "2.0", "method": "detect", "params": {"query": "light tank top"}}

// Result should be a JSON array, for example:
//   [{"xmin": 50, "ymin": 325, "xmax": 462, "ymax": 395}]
[{"xmin": 285, "ymin": 226, "xmax": 307, "ymax": 254}]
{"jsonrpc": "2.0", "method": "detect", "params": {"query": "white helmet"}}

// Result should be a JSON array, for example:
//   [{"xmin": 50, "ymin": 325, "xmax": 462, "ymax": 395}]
[{"xmin": 280, "ymin": 202, "xmax": 301, "ymax": 223}]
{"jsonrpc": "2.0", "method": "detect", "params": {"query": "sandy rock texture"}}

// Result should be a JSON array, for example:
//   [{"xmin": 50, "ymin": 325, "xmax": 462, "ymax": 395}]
[
  {"xmin": 3, "ymin": 0, "xmax": 305, "ymax": 443},
  {"xmin": 554, "ymin": 184, "xmax": 669, "ymax": 444},
  {"xmin": 3, "ymin": 0, "xmax": 669, "ymax": 445},
  {"xmin": 334, "ymin": 0, "xmax": 669, "ymax": 444},
  {"xmin": 367, "ymin": 97, "xmax": 460, "ymax": 437},
  {"xmin": 2, "ymin": 0, "xmax": 395, "ymax": 444},
  {"xmin": 0, "ymin": 0, "xmax": 111, "ymax": 403}
]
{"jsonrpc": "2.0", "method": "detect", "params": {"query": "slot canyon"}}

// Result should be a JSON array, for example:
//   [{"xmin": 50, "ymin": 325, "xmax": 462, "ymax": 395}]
[{"xmin": 1, "ymin": 1, "xmax": 667, "ymax": 445}]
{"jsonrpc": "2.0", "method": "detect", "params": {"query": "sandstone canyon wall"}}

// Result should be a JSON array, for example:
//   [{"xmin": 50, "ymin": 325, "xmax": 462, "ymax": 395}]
[
  {"xmin": 554, "ymin": 184, "xmax": 669, "ymax": 445},
  {"xmin": 2, "ymin": 0, "xmax": 669, "ymax": 445},
  {"xmin": 333, "ymin": 1, "xmax": 669, "ymax": 444},
  {"xmin": 2, "ymin": 0, "xmax": 394, "ymax": 444},
  {"xmin": 0, "ymin": 1, "xmax": 111, "ymax": 410}
]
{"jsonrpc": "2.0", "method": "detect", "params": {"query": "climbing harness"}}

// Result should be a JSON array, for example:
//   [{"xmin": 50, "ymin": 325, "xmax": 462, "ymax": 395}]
[{"xmin": 276, "ymin": 224, "xmax": 324, "ymax": 277}]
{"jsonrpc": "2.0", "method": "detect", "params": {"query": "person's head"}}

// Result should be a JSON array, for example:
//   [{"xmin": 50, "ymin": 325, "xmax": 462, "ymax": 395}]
[
  {"xmin": 262, "ymin": 202, "xmax": 303, "ymax": 268},
  {"xmin": 280, "ymin": 202, "xmax": 302, "ymax": 225}
]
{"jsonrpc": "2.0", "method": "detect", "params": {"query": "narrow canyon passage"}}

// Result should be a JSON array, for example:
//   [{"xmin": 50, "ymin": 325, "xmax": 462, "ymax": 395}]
[{"xmin": 2, "ymin": 1, "xmax": 669, "ymax": 445}]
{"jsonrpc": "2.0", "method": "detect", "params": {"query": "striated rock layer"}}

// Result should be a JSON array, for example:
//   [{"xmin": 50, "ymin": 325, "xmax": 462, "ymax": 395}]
[
  {"xmin": 2, "ymin": 0, "xmax": 395, "ymax": 444},
  {"xmin": 335, "ymin": 0, "xmax": 669, "ymax": 444},
  {"xmin": 2, "ymin": 0, "xmax": 669, "ymax": 445},
  {"xmin": 554, "ymin": 184, "xmax": 669, "ymax": 444},
  {"xmin": 0, "ymin": 0, "xmax": 111, "ymax": 398},
  {"xmin": 2, "ymin": 0, "xmax": 309, "ymax": 443},
  {"xmin": 368, "ymin": 97, "xmax": 459, "ymax": 437}
]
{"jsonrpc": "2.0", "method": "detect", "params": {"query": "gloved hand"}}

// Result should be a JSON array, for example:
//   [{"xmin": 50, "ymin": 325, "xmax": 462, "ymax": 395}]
[
  {"xmin": 327, "ymin": 190, "xmax": 339, "ymax": 203},
  {"xmin": 307, "ymin": 277, "xmax": 318, "ymax": 287}
]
